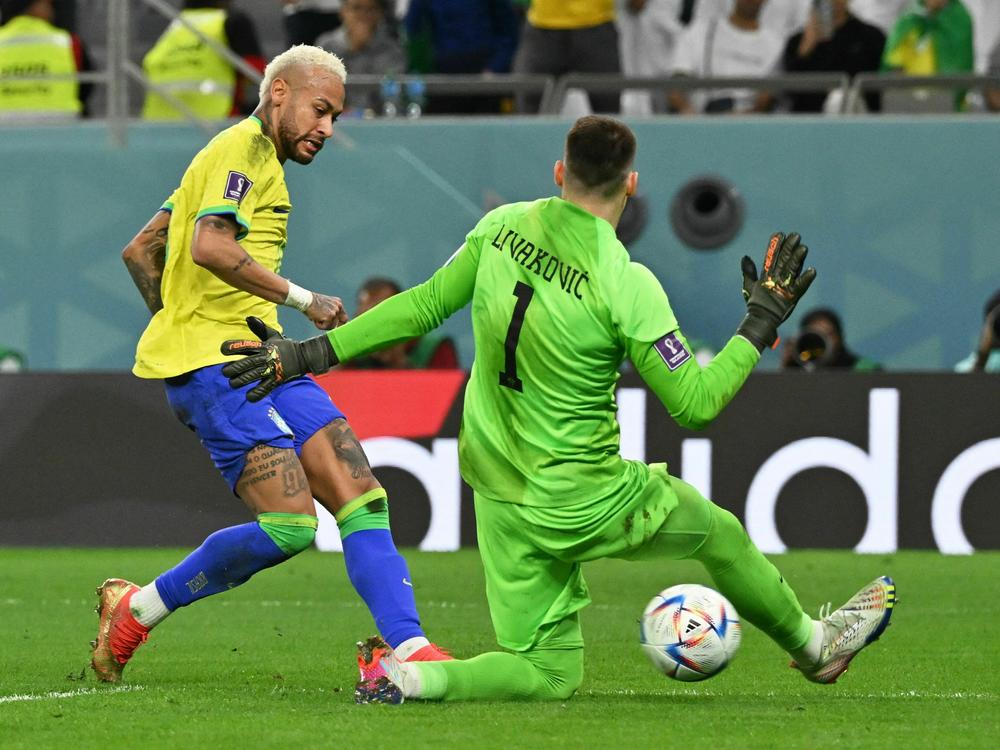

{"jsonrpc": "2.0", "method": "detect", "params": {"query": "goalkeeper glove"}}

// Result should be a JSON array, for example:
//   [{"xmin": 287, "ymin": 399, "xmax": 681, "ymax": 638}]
[
  {"xmin": 736, "ymin": 232, "xmax": 817, "ymax": 352},
  {"xmin": 220, "ymin": 316, "xmax": 339, "ymax": 402}
]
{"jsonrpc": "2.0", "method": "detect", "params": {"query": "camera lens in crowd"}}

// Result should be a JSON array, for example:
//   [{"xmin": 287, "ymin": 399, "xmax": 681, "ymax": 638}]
[{"xmin": 796, "ymin": 331, "xmax": 830, "ymax": 368}]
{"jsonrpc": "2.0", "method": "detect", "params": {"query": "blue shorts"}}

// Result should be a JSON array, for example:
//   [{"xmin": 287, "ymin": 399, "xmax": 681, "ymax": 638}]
[{"xmin": 164, "ymin": 364, "xmax": 345, "ymax": 491}]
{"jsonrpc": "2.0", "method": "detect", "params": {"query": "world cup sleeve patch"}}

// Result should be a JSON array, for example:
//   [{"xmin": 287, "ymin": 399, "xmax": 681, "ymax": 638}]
[
  {"xmin": 653, "ymin": 332, "xmax": 691, "ymax": 371},
  {"xmin": 224, "ymin": 171, "xmax": 254, "ymax": 204}
]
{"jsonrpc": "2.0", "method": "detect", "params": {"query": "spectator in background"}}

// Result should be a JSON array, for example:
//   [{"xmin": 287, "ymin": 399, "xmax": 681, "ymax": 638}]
[
  {"xmin": 881, "ymin": 0, "xmax": 972, "ymax": 75},
  {"xmin": 141, "ymin": 0, "xmax": 266, "ymax": 121},
  {"xmin": 960, "ymin": 0, "xmax": 1000, "ymax": 77},
  {"xmin": 404, "ymin": 0, "xmax": 519, "ymax": 114},
  {"xmin": 0, "ymin": 0, "xmax": 93, "ymax": 118},
  {"xmin": 880, "ymin": 0, "xmax": 972, "ymax": 110},
  {"xmin": 316, "ymin": 0, "xmax": 404, "ymax": 77},
  {"xmin": 617, "ymin": 0, "xmax": 687, "ymax": 115},
  {"xmin": 691, "ymin": 0, "xmax": 811, "ymax": 37},
  {"xmin": 955, "ymin": 289, "xmax": 1000, "ymax": 373},
  {"xmin": 783, "ymin": 0, "xmax": 885, "ymax": 112},
  {"xmin": 986, "ymin": 40, "xmax": 1000, "ymax": 112},
  {"xmin": 344, "ymin": 278, "xmax": 460, "ymax": 369},
  {"xmin": 281, "ymin": 0, "xmax": 341, "ymax": 46},
  {"xmin": 512, "ymin": 0, "xmax": 622, "ymax": 113},
  {"xmin": 847, "ymin": 0, "xmax": 909, "ymax": 34},
  {"xmin": 781, "ymin": 307, "xmax": 881, "ymax": 370},
  {"xmin": 669, "ymin": 0, "xmax": 785, "ymax": 114}
]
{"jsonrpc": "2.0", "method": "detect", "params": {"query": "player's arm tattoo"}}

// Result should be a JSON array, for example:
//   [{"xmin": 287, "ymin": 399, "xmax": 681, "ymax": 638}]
[
  {"xmin": 326, "ymin": 419, "xmax": 374, "ymax": 480},
  {"xmin": 196, "ymin": 215, "xmax": 256, "ymax": 274},
  {"xmin": 123, "ymin": 214, "xmax": 169, "ymax": 315}
]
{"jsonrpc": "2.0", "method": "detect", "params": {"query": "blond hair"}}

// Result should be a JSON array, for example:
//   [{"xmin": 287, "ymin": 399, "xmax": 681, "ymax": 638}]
[{"xmin": 258, "ymin": 45, "xmax": 347, "ymax": 101}]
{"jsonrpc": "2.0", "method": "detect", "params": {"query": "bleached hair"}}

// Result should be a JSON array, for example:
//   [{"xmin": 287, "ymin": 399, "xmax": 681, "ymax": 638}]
[{"xmin": 258, "ymin": 45, "xmax": 347, "ymax": 101}]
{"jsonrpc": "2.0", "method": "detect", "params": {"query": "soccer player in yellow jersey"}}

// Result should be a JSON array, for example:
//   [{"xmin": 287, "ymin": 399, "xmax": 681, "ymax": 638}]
[{"xmin": 91, "ymin": 45, "xmax": 449, "ymax": 683}]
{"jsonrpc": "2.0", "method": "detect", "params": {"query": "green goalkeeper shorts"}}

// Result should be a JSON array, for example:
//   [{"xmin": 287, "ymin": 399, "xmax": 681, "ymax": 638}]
[{"xmin": 474, "ymin": 462, "xmax": 701, "ymax": 652}]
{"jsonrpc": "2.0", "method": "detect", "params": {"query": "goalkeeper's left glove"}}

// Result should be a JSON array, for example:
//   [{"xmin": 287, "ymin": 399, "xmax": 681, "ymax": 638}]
[
  {"xmin": 221, "ymin": 316, "xmax": 339, "ymax": 402},
  {"xmin": 735, "ymin": 231, "xmax": 817, "ymax": 351}
]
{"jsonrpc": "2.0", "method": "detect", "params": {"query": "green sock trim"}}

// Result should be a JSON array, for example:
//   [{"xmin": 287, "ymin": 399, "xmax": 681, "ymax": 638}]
[
  {"xmin": 338, "ymin": 497, "xmax": 391, "ymax": 540},
  {"xmin": 258, "ymin": 512, "xmax": 318, "ymax": 556},
  {"xmin": 334, "ymin": 487, "xmax": 388, "ymax": 524}
]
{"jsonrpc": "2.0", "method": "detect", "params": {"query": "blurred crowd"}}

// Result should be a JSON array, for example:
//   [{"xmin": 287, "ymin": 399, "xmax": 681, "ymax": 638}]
[{"xmin": 1, "ymin": 0, "xmax": 999, "ymax": 120}]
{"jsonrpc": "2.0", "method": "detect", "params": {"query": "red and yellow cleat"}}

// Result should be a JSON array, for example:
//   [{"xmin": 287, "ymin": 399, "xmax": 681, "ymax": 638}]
[
  {"xmin": 90, "ymin": 578, "xmax": 150, "ymax": 683},
  {"xmin": 404, "ymin": 643, "xmax": 453, "ymax": 662}
]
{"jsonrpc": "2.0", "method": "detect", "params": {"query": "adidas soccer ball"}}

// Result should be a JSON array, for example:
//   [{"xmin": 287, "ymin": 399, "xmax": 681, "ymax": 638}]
[{"xmin": 640, "ymin": 583, "xmax": 742, "ymax": 682}]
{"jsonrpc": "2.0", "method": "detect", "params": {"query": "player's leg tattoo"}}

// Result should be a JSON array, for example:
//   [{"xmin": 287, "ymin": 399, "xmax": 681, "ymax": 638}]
[
  {"xmin": 325, "ymin": 418, "xmax": 374, "ymax": 481},
  {"xmin": 236, "ymin": 444, "xmax": 309, "ymax": 500}
]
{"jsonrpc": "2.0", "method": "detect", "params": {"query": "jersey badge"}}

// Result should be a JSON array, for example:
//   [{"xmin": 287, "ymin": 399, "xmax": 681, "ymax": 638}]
[
  {"xmin": 224, "ymin": 171, "xmax": 254, "ymax": 204},
  {"xmin": 654, "ymin": 332, "xmax": 691, "ymax": 371}
]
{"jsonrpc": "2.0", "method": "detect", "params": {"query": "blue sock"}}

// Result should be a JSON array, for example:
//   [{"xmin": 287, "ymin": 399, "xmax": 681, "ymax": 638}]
[
  {"xmin": 342, "ymin": 528, "xmax": 424, "ymax": 648},
  {"xmin": 155, "ymin": 522, "xmax": 288, "ymax": 611}
]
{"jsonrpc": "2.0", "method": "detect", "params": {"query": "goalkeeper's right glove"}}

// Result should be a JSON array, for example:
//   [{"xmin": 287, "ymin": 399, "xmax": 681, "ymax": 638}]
[
  {"xmin": 736, "ymin": 232, "xmax": 817, "ymax": 352},
  {"xmin": 220, "ymin": 316, "xmax": 339, "ymax": 402}
]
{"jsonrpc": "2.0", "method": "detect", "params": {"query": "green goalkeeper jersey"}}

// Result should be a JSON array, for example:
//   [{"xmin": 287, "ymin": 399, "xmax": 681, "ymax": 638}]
[{"xmin": 328, "ymin": 197, "xmax": 760, "ymax": 507}]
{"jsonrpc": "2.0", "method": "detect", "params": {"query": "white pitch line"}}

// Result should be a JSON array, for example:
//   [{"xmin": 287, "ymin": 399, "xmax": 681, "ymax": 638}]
[
  {"xmin": 391, "ymin": 145, "xmax": 482, "ymax": 217},
  {"xmin": 590, "ymin": 688, "xmax": 996, "ymax": 700},
  {"xmin": 0, "ymin": 685, "xmax": 144, "ymax": 704}
]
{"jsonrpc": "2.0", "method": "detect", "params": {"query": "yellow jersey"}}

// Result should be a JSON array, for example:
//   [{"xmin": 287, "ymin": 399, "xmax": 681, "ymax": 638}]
[
  {"xmin": 134, "ymin": 116, "xmax": 291, "ymax": 378},
  {"xmin": 527, "ymin": 0, "xmax": 614, "ymax": 30}
]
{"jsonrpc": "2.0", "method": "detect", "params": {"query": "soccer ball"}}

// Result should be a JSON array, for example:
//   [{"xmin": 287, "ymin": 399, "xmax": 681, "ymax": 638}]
[{"xmin": 639, "ymin": 583, "xmax": 742, "ymax": 682}]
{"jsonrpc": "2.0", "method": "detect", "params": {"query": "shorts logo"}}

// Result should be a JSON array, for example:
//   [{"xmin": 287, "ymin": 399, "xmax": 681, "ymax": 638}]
[
  {"xmin": 654, "ymin": 332, "xmax": 691, "ymax": 371},
  {"xmin": 224, "ymin": 171, "xmax": 253, "ymax": 204},
  {"xmin": 267, "ymin": 406, "xmax": 292, "ymax": 436}
]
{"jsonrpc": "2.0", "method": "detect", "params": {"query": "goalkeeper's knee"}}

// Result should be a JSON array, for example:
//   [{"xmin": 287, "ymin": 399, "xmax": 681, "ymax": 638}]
[{"xmin": 257, "ymin": 513, "xmax": 318, "ymax": 556}]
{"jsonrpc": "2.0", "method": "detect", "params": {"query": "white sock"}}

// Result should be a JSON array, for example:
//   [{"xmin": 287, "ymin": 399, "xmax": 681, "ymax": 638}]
[
  {"xmin": 791, "ymin": 620, "xmax": 824, "ymax": 665},
  {"xmin": 393, "ymin": 636, "xmax": 430, "ymax": 662},
  {"xmin": 130, "ymin": 583, "xmax": 170, "ymax": 628},
  {"xmin": 398, "ymin": 662, "xmax": 424, "ymax": 698}
]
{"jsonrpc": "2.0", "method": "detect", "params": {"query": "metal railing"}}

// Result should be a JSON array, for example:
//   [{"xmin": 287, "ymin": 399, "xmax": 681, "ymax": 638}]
[
  {"xmin": 546, "ymin": 72, "xmax": 851, "ymax": 114},
  {"xmin": 344, "ymin": 73, "xmax": 555, "ymax": 115},
  {"xmin": 2, "ymin": 0, "xmax": 999, "ymax": 145},
  {"xmin": 846, "ymin": 73, "xmax": 1000, "ymax": 113}
]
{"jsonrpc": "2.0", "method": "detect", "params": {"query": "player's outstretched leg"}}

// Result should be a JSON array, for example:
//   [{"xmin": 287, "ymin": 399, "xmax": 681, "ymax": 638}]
[
  {"xmin": 90, "ymin": 511, "xmax": 316, "ymax": 682},
  {"xmin": 791, "ymin": 576, "xmax": 896, "ymax": 684},
  {"xmin": 658, "ymin": 476, "xmax": 895, "ymax": 682},
  {"xmin": 354, "ymin": 617, "xmax": 584, "ymax": 703}
]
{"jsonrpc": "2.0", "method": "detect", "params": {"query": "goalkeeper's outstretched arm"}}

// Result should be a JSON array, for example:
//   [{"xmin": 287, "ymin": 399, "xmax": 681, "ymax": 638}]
[{"xmin": 629, "ymin": 232, "xmax": 816, "ymax": 430}]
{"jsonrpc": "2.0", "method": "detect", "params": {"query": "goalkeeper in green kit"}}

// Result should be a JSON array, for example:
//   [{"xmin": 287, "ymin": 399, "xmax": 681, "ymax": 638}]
[{"xmin": 220, "ymin": 116, "xmax": 895, "ymax": 703}]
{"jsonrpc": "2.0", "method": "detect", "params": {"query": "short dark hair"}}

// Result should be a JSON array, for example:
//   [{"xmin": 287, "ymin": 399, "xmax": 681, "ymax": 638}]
[
  {"xmin": 360, "ymin": 277, "xmax": 402, "ymax": 297},
  {"xmin": 800, "ymin": 307, "xmax": 843, "ymax": 337},
  {"xmin": 564, "ymin": 116, "xmax": 636, "ymax": 197}
]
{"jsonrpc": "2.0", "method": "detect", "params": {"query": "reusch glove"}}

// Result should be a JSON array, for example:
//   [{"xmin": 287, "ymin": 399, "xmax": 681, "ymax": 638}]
[
  {"xmin": 220, "ymin": 316, "xmax": 339, "ymax": 402},
  {"xmin": 736, "ymin": 232, "xmax": 817, "ymax": 351}
]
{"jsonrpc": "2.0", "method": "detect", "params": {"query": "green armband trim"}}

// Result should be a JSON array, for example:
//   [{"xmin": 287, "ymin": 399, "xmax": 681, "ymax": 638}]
[
  {"xmin": 333, "ymin": 487, "xmax": 388, "ymax": 524},
  {"xmin": 195, "ymin": 205, "xmax": 251, "ymax": 240},
  {"xmin": 257, "ymin": 512, "xmax": 318, "ymax": 556}
]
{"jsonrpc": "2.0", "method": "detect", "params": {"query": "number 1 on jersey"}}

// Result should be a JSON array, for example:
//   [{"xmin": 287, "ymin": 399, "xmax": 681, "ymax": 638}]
[{"xmin": 499, "ymin": 281, "xmax": 534, "ymax": 392}]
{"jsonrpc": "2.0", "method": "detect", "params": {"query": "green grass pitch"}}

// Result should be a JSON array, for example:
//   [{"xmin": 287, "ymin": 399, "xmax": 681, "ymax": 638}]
[{"xmin": 1, "ymin": 548, "xmax": 996, "ymax": 749}]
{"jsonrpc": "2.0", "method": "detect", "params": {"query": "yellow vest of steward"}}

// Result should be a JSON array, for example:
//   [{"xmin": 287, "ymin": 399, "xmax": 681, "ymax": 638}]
[
  {"xmin": 0, "ymin": 15, "xmax": 80, "ymax": 117},
  {"xmin": 142, "ymin": 8, "xmax": 236, "ymax": 120}
]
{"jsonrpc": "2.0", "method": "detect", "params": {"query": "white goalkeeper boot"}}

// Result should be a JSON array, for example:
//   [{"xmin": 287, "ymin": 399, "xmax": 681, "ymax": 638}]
[{"xmin": 792, "ymin": 575, "xmax": 896, "ymax": 684}]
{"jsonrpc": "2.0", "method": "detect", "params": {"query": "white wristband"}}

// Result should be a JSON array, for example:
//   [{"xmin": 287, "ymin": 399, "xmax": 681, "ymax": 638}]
[{"xmin": 283, "ymin": 281, "xmax": 313, "ymax": 312}]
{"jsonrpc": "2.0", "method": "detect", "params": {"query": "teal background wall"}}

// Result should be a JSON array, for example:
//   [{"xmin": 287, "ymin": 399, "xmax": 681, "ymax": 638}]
[{"xmin": 1, "ymin": 116, "xmax": 997, "ymax": 371}]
